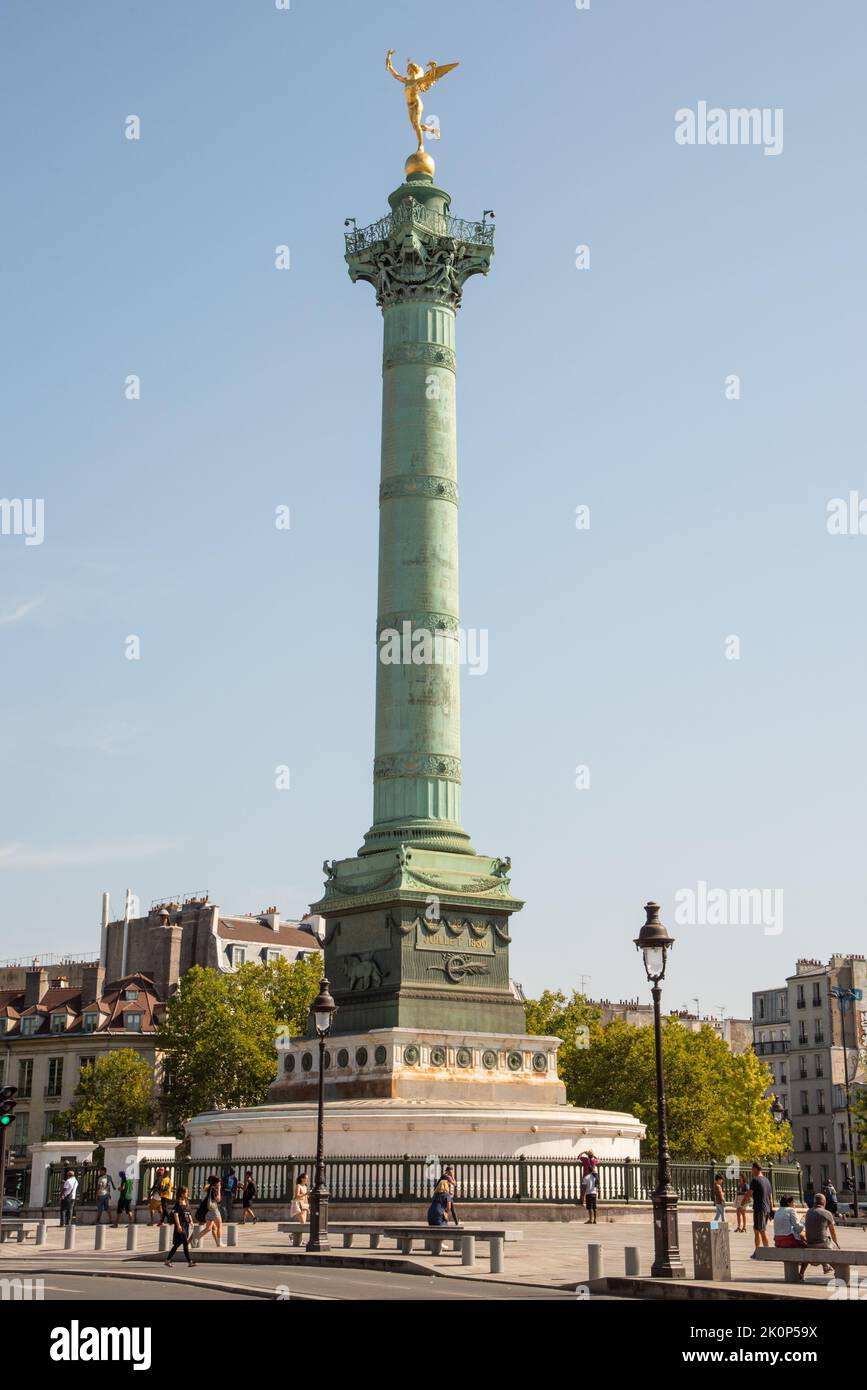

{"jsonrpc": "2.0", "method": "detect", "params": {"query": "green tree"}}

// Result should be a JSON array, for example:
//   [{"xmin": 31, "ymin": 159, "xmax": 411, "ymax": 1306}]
[
  {"xmin": 853, "ymin": 1081, "xmax": 867, "ymax": 1163},
  {"xmin": 524, "ymin": 988, "xmax": 601, "ymax": 1084},
  {"xmin": 527, "ymin": 1000, "xmax": 792, "ymax": 1160},
  {"xmin": 157, "ymin": 955, "xmax": 322, "ymax": 1130},
  {"xmin": 60, "ymin": 1049, "xmax": 157, "ymax": 1142},
  {"xmin": 241, "ymin": 952, "xmax": 322, "ymax": 1036},
  {"xmin": 707, "ymin": 1046, "xmax": 793, "ymax": 1160}
]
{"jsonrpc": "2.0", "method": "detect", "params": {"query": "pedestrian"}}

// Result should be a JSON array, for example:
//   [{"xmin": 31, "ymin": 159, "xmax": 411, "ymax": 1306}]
[
  {"xmin": 240, "ymin": 1170, "xmax": 258, "ymax": 1224},
  {"xmin": 114, "ymin": 1169, "xmax": 135, "ymax": 1227},
  {"xmin": 164, "ymin": 1185, "xmax": 196, "ymax": 1269},
  {"xmin": 290, "ymin": 1171, "xmax": 310, "ymax": 1224},
  {"xmin": 735, "ymin": 1173, "xmax": 751, "ymax": 1232},
  {"xmin": 59, "ymin": 1168, "xmax": 78, "ymax": 1227},
  {"xmin": 222, "ymin": 1166, "xmax": 238, "ymax": 1216},
  {"xmin": 582, "ymin": 1166, "xmax": 598, "ymax": 1224},
  {"xmin": 148, "ymin": 1167, "xmax": 164, "ymax": 1225},
  {"xmin": 158, "ymin": 1166, "xmax": 174, "ymax": 1226},
  {"xmin": 749, "ymin": 1161, "xmax": 774, "ymax": 1249},
  {"xmin": 578, "ymin": 1150, "xmax": 598, "ymax": 1208},
  {"xmin": 804, "ymin": 1192, "xmax": 841, "ymax": 1278},
  {"xmin": 95, "ymin": 1167, "xmax": 115, "ymax": 1224},
  {"xmin": 427, "ymin": 1174, "xmax": 455, "ymax": 1226},
  {"xmin": 804, "ymin": 1181, "xmax": 816, "ymax": 1209},
  {"xmin": 821, "ymin": 1178, "xmax": 838, "ymax": 1215},
  {"xmin": 773, "ymin": 1194, "xmax": 807, "ymax": 1249},
  {"xmin": 712, "ymin": 1173, "xmax": 726, "ymax": 1224},
  {"xmin": 441, "ymin": 1165, "xmax": 459, "ymax": 1226},
  {"xmin": 196, "ymin": 1174, "xmax": 223, "ymax": 1247}
]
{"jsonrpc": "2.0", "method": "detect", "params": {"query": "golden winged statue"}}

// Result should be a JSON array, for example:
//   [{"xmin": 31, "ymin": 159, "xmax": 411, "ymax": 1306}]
[{"xmin": 386, "ymin": 49, "xmax": 459, "ymax": 155}]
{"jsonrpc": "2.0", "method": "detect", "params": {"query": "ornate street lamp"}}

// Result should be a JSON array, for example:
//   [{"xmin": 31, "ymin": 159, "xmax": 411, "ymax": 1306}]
[
  {"xmin": 770, "ymin": 1096, "xmax": 785, "ymax": 1125},
  {"xmin": 830, "ymin": 985, "xmax": 862, "ymax": 1219},
  {"xmin": 634, "ymin": 901, "xmax": 686, "ymax": 1279},
  {"xmin": 307, "ymin": 977, "xmax": 337, "ymax": 1253}
]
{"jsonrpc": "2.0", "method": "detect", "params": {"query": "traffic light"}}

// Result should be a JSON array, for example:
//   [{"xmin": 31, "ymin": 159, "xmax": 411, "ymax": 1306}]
[{"xmin": 0, "ymin": 1086, "xmax": 17, "ymax": 1128}]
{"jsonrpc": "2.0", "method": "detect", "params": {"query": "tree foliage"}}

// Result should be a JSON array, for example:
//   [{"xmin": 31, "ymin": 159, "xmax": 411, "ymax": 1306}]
[
  {"xmin": 60, "ymin": 1049, "xmax": 157, "ymax": 1142},
  {"xmin": 853, "ymin": 1079, "xmax": 867, "ymax": 1162},
  {"xmin": 525, "ymin": 998, "xmax": 792, "ymax": 1161},
  {"xmin": 157, "ymin": 955, "xmax": 321, "ymax": 1131}
]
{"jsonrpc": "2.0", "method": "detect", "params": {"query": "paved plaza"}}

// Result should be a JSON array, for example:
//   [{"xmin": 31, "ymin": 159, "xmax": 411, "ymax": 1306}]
[{"xmin": 4, "ymin": 1215, "xmax": 865, "ymax": 1299}]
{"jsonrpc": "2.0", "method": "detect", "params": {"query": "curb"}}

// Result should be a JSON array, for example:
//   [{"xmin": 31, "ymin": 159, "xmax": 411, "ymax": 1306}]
[
  {"xmin": 603, "ymin": 1275, "xmax": 813, "ymax": 1302},
  {"xmin": 15, "ymin": 1264, "xmax": 337, "ymax": 1301},
  {"xmin": 133, "ymin": 1248, "xmax": 439, "ymax": 1276}
]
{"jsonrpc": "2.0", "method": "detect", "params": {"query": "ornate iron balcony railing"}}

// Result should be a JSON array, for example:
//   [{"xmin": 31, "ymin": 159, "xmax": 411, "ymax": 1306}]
[{"xmin": 345, "ymin": 198, "xmax": 494, "ymax": 256}]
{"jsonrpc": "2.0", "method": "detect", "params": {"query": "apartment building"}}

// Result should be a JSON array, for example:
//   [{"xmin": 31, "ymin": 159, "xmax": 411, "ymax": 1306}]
[
  {"xmin": 0, "ymin": 966, "xmax": 161, "ymax": 1196},
  {"xmin": 754, "ymin": 955, "xmax": 867, "ymax": 1195}
]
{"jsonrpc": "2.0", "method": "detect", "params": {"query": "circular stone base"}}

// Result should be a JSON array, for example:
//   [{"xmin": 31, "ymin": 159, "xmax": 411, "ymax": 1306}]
[{"xmin": 187, "ymin": 1097, "xmax": 643, "ymax": 1162}]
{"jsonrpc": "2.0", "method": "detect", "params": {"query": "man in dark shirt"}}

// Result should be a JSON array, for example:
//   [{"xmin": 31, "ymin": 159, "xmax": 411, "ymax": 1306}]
[{"xmin": 749, "ymin": 1162, "xmax": 774, "ymax": 1249}]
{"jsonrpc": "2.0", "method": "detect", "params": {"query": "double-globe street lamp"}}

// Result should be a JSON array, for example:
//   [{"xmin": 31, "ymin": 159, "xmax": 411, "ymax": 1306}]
[
  {"xmin": 634, "ymin": 901, "xmax": 686, "ymax": 1279},
  {"xmin": 306, "ymin": 978, "xmax": 337, "ymax": 1253}
]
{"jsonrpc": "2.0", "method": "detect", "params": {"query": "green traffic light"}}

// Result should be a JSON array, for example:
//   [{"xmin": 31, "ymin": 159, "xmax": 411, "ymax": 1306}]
[{"xmin": 0, "ymin": 1116, "xmax": 11, "ymax": 1126}]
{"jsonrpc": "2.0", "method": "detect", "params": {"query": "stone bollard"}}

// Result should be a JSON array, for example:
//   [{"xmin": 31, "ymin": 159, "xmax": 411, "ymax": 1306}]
[
  {"xmin": 36, "ymin": 1222, "xmax": 47, "ymax": 1247},
  {"xmin": 94, "ymin": 1224, "xmax": 106, "ymax": 1250},
  {"xmin": 226, "ymin": 1224, "xmax": 238, "ymax": 1247},
  {"xmin": 588, "ymin": 1244, "xmax": 603, "ymax": 1281},
  {"xmin": 460, "ymin": 1234, "xmax": 476, "ymax": 1267},
  {"xmin": 625, "ymin": 1246, "xmax": 640, "ymax": 1277},
  {"xmin": 16, "ymin": 1226, "xmax": 27, "ymax": 1244},
  {"xmin": 126, "ymin": 1224, "xmax": 139, "ymax": 1251},
  {"xmin": 64, "ymin": 1224, "xmax": 76, "ymax": 1251},
  {"xmin": 190, "ymin": 1225, "xmax": 203, "ymax": 1249},
  {"xmin": 158, "ymin": 1225, "xmax": 171, "ymax": 1252},
  {"xmin": 489, "ymin": 1236, "xmax": 504, "ymax": 1274}
]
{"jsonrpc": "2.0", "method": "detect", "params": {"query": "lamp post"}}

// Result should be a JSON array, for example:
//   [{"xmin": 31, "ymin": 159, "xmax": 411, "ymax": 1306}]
[
  {"xmin": 306, "ymin": 978, "xmax": 336, "ymax": 1253},
  {"xmin": 830, "ymin": 985, "xmax": 862, "ymax": 1219},
  {"xmin": 634, "ymin": 901, "xmax": 686, "ymax": 1279}
]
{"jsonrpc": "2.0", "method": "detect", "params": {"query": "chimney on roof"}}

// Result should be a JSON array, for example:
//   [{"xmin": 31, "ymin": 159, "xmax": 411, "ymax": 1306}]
[
  {"xmin": 100, "ymin": 891, "xmax": 110, "ymax": 967},
  {"xmin": 261, "ymin": 908, "xmax": 281, "ymax": 931},
  {"xmin": 24, "ymin": 967, "xmax": 47, "ymax": 1008},
  {"xmin": 81, "ymin": 961, "xmax": 105, "ymax": 1005},
  {"xmin": 50, "ymin": 976, "xmax": 69, "ymax": 989}
]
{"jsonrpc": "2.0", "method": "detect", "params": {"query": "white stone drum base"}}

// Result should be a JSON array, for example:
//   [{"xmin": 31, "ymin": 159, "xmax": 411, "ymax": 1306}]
[{"xmin": 187, "ymin": 1097, "xmax": 643, "ymax": 1162}]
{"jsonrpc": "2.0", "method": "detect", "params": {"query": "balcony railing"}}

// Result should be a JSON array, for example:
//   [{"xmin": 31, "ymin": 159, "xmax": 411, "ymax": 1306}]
[{"xmin": 345, "ymin": 198, "xmax": 495, "ymax": 257}]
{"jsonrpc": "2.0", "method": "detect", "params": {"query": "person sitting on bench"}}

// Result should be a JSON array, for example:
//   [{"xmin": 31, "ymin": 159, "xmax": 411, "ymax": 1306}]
[
  {"xmin": 802, "ymin": 1192, "xmax": 841, "ymax": 1279},
  {"xmin": 773, "ymin": 1194, "xmax": 806, "ymax": 1249}
]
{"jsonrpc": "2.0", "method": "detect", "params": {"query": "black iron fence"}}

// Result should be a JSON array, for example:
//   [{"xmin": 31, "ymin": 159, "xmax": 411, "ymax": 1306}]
[{"xmin": 44, "ymin": 1155, "xmax": 802, "ymax": 1207}]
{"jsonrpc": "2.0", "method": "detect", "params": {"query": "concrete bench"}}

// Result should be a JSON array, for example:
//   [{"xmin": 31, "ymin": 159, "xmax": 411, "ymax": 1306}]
[
  {"xmin": 753, "ymin": 1246, "xmax": 867, "ymax": 1285},
  {"xmin": 277, "ymin": 1222, "xmax": 311, "ymax": 1248},
  {"xmin": 277, "ymin": 1222, "xmax": 521, "ymax": 1272},
  {"xmin": 0, "ymin": 1221, "xmax": 42, "ymax": 1244}
]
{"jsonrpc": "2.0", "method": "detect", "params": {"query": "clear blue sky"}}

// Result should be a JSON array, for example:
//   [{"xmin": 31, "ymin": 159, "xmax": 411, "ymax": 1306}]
[{"xmin": 2, "ymin": 1, "xmax": 865, "ymax": 1018}]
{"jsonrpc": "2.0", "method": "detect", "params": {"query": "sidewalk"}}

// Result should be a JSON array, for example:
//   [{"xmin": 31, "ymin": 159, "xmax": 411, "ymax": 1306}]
[{"xmin": 3, "ymin": 1217, "xmax": 864, "ymax": 1298}]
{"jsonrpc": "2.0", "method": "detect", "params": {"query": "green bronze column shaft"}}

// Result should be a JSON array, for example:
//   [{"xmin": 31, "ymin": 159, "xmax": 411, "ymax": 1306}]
[{"xmin": 345, "ymin": 174, "xmax": 493, "ymax": 857}]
